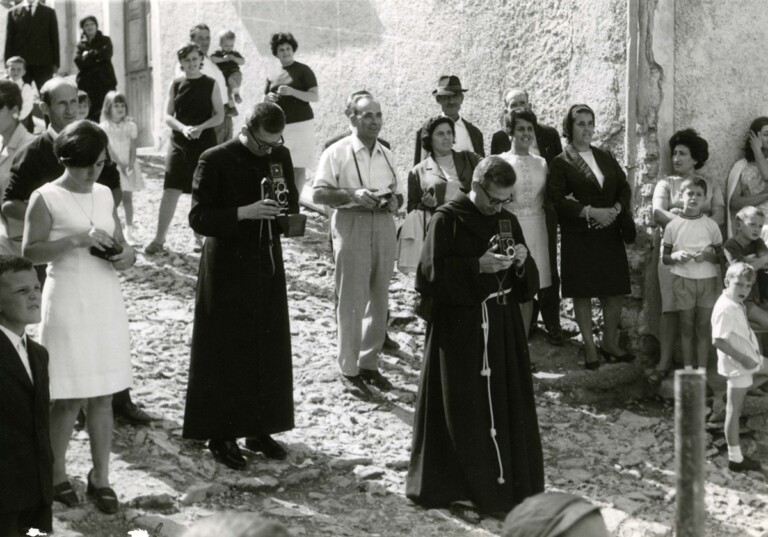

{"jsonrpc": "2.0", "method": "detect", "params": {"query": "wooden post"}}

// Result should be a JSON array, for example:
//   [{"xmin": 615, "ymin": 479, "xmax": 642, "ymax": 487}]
[{"xmin": 675, "ymin": 370, "xmax": 706, "ymax": 537}]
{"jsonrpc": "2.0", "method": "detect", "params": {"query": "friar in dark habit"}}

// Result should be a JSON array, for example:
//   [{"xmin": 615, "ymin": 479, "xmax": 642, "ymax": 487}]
[
  {"xmin": 182, "ymin": 102, "xmax": 298, "ymax": 470},
  {"xmin": 406, "ymin": 156, "xmax": 544, "ymax": 522}
]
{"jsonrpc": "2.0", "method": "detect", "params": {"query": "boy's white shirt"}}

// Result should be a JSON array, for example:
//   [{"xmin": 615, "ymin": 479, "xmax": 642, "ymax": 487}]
[{"xmin": 712, "ymin": 292, "xmax": 763, "ymax": 379}]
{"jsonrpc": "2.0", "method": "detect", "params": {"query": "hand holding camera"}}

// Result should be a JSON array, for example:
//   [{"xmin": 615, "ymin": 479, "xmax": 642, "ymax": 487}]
[
  {"xmin": 238, "ymin": 199, "xmax": 281, "ymax": 220},
  {"xmin": 353, "ymin": 188, "xmax": 379, "ymax": 209},
  {"xmin": 480, "ymin": 246, "xmax": 514, "ymax": 273}
]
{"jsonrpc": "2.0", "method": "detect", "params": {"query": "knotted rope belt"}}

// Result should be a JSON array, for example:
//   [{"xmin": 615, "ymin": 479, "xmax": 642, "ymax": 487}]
[{"xmin": 480, "ymin": 287, "xmax": 512, "ymax": 485}]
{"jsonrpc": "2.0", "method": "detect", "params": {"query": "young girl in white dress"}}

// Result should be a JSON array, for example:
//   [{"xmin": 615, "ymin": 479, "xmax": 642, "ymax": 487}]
[{"xmin": 100, "ymin": 91, "xmax": 144, "ymax": 243}]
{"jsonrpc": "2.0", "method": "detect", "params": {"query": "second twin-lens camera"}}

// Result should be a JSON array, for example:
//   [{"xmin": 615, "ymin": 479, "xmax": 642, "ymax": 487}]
[{"xmin": 489, "ymin": 219, "xmax": 516, "ymax": 258}]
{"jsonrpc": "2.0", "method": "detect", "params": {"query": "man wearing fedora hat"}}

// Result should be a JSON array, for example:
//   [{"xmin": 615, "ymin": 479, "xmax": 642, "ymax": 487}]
[{"xmin": 413, "ymin": 75, "xmax": 484, "ymax": 166}]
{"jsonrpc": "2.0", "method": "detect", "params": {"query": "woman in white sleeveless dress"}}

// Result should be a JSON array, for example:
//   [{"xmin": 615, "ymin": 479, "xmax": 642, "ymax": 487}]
[
  {"xmin": 500, "ymin": 107, "xmax": 552, "ymax": 336},
  {"xmin": 23, "ymin": 121, "xmax": 136, "ymax": 514}
]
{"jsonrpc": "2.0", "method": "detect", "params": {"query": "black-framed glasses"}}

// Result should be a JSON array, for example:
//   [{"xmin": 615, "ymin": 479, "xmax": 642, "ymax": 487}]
[
  {"xmin": 477, "ymin": 182, "xmax": 513, "ymax": 205},
  {"xmin": 248, "ymin": 127, "xmax": 284, "ymax": 150}
]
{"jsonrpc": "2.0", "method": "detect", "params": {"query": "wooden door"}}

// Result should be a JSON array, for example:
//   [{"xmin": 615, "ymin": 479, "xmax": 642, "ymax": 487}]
[{"xmin": 124, "ymin": 0, "xmax": 153, "ymax": 147}]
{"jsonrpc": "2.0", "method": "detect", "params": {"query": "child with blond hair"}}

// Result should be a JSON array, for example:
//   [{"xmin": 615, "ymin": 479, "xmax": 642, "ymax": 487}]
[
  {"xmin": 712, "ymin": 262, "xmax": 768, "ymax": 472},
  {"xmin": 99, "ymin": 90, "xmax": 143, "ymax": 242}
]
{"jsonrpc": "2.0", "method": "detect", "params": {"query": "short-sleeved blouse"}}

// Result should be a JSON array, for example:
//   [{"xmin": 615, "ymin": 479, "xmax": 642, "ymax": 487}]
[
  {"xmin": 735, "ymin": 163, "xmax": 768, "ymax": 214},
  {"xmin": 265, "ymin": 61, "xmax": 317, "ymax": 124},
  {"xmin": 652, "ymin": 175, "xmax": 724, "ymax": 219}
]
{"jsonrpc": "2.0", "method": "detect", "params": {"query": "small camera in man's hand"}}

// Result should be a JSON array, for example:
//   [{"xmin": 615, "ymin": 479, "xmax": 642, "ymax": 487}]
[{"xmin": 377, "ymin": 192, "xmax": 393, "ymax": 209}]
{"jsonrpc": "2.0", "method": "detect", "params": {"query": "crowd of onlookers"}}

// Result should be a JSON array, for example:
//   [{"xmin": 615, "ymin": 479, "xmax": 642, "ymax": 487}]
[{"xmin": 1, "ymin": 2, "xmax": 767, "ymax": 535}]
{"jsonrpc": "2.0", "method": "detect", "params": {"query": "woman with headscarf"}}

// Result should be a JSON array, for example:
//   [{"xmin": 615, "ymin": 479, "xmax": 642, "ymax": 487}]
[{"xmin": 74, "ymin": 16, "xmax": 117, "ymax": 122}]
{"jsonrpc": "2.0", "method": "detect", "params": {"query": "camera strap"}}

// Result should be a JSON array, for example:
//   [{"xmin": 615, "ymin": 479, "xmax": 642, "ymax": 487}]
[{"xmin": 351, "ymin": 143, "xmax": 397, "ymax": 191}]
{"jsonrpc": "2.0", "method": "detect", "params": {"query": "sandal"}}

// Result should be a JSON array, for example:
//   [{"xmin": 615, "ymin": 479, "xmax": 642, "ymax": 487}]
[
  {"xmin": 87, "ymin": 469, "xmax": 119, "ymax": 514},
  {"xmin": 449, "ymin": 501, "xmax": 481, "ymax": 524},
  {"xmin": 52, "ymin": 480, "xmax": 80, "ymax": 507}
]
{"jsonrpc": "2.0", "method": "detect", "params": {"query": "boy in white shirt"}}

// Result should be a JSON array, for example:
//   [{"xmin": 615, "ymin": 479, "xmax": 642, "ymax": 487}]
[
  {"xmin": 711, "ymin": 262, "xmax": 768, "ymax": 472},
  {"xmin": 662, "ymin": 177, "xmax": 722, "ymax": 370},
  {"xmin": 4, "ymin": 57, "xmax": 36, "ymax": 130}
]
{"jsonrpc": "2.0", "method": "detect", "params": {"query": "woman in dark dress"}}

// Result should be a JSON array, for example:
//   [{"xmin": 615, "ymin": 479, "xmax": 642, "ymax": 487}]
[
  {"xmin": 74, "ymin": 16, "xmax": 117, "ymax": 122},
  {"xmin": 264, "ymin": 32, "xmax": 319, "ymax": 195},
  {"xmin": 145, "ymin": 43, "xmax": 223, "ymax": 254},
  {"xmin": 547, "ymin": 104, "xmax": 634, "ymax": 369},
  {"xmin": 407, "ymin": 156, "xmax": 543, "ymax": 523}
]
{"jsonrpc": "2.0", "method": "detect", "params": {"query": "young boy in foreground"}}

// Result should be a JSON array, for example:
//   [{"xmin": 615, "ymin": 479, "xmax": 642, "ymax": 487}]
[
  {"xmin": 0, "ymin": 255, "xmax": 51, "ymax": 536},
  {"xmin": 712, "ymin": 262, "xmax": 768, "ymax": 472}
]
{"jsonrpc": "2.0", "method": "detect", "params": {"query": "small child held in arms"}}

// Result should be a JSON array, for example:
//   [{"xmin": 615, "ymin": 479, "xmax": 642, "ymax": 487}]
[
  {"xmin": 5, "ymin": 56, "xmax": 37, "ymax": 131},
  {"xmin": 662, "ymin": 176, "xmax": 723, "ymax": 371},
  {"xmin": 99, "ymin": 90, "xmax": 144, "ymax": 243},
  {"xmin": 712, "ymin": 262, "xmax": 768, "ymax": 472},
  {"xmin": 210, "ymin": 30, "xmax": 245, "ymax": 112},
  {"xmin": 77, "ymin": 90, "xmax": 90, "ymax": 121},
  {"xmin": 724, "ymin": 206, "xmax": 768, "ymax": 304},
  {"xmin": 0, "ymin": 255, "xmax": 51, "ymax": 535}
]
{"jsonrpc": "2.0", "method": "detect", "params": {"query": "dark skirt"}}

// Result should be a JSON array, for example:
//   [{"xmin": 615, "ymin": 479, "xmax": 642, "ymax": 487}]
[
  {"xmin": 163, "ymin": 130, "xmax": 217, "ymax": 193},
  {"xmin": 560, "ymin": 225, "xmax": 630, "ymax": 298}
]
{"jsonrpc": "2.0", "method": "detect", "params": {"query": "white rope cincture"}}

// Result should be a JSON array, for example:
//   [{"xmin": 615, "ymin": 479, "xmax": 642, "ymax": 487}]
[{"xmin": 481, "ymin": 288, "xmax": 511, "ymax": 485}]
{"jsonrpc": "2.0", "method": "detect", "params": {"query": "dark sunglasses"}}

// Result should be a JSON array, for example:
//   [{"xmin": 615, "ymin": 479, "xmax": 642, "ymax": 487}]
[{"xmin": 477, "ymin": 182, "xmax": 513, "ymax": 205}]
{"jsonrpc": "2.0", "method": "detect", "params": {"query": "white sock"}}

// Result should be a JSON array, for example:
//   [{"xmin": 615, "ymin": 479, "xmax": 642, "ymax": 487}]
[
  {"xmin": 684, "ymin": 365, "xmax": 694, "ymax": 371},
  {"xmin": 728, "ymin": 445, "xmax": 744, "ymax": 463}
]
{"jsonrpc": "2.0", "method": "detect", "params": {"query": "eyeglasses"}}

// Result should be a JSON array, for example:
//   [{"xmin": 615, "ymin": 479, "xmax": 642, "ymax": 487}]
[
  {"xmin": 248, "ymin": 128, "xmax": 284, "ymax": 150},
  {"xmin": 477, "ymin": 182, "xmax": 514, "ymax": 205}
]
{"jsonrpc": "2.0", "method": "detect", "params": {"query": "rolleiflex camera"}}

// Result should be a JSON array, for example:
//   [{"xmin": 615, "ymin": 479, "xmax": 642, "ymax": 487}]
[
  {"xmin": 261, "ymin": 163, "xmax": 306, "ymax": 237},
  {"xmin": 377, "ymin": 191, "xmax": 393, "ymax": 209},
  {"xmin": 489, "ymin": 220, "xmax": 516, "ymax": 258}
]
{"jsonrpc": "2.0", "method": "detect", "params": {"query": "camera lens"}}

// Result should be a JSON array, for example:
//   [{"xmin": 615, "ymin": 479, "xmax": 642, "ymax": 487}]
[{"xmin": 277, "ymin": 191, "xmax": 288, "ymax": 205}]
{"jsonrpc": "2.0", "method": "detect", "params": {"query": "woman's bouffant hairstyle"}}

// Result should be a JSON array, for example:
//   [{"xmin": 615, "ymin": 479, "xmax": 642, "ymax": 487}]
[
  {"xmin": 744, "ymin": 117, "xmax": 768, "ymax": 163},
  {"xmin": 562, "ymin": 104, "xmax": 594, "ymax": 143},
  {"xmin": 54, "ymin": 120, "xmax": 108, "ymax": 168},
  {"xmin": 0, "ymin": 79, "xmax": 22, "ymax": 113},
  {"xmin": 79, "ymin": 16, "xmax": 98, "ymax": 30},
  {"xmin": 472, "ymin": 156, "xmax": 517, "ymax": 188},
  {"xmin": 669, "ymin": 128, "xmax": 709, "ymax": 169},
  {"xmin": 270, "ymin": 32, "xmax": 298, "ymax": 56},
  {"xmin": 504, "ymin": 107, "xmax": 538, "ymax": 136},
  {"xmin": 420, "ymin": 116, "xmax": 455, "ymax": 154},
  {"xmin": 177, "ymin": 43, "xmax": 202, "ymax": 63},
  {"xmin": 100, "ymin": 90, "xmax": 128, "ymax": 123}
]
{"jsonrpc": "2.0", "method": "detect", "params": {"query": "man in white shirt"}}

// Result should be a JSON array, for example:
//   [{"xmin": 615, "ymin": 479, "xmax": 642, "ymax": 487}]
[
  {"xmin": 313, "ymin": 95, "xmax": 402, "ymax": 400},
  {"xmin": 413, "ymin": 75, "xmax": 484, "ymax": 165},
  {"xmin": 189, "ymin": 24, "xmax": 231, "ymax": 143}
]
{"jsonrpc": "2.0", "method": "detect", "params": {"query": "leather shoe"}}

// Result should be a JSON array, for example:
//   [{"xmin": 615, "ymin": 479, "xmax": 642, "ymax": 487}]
[
  {"xmin": 359, "ymin": 368, "xmax": 393, "ymax": 391},
  {"xmin": 113, "ymin": 402, "xmax": 153, "ymax": 425},
  {"xmin": 545, "ymin": 325, "xmax": 565, "ymax": 346},
  {"xmin": 244, "ymin": 434, "xmax": 287, "ymax": 460},
  {"xmin": 208, "ymin": 439, "xmax": 246, "ymax": 470},
  {"xmin": 340, "ymin": 374, "xmax": 373, "ymax": 401}
]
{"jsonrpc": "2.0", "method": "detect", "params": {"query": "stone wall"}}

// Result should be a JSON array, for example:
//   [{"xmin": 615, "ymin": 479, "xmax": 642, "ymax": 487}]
[
  {"xmin": 151, "ymin": 0, "xmax": 628, "ymax": 170},
  {"xmin": 673, "ymin": 0, "xmax": 768, "ymax": 192}
]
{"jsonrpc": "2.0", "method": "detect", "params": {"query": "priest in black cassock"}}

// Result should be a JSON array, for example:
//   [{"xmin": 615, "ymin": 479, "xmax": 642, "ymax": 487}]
[
  {"xmin": 406, "ymin": 156, "xmax": 544, "ymax": 522},
  {"xmin": 183, "ymin": 102, "xmax": 298, "ymax": 469}
]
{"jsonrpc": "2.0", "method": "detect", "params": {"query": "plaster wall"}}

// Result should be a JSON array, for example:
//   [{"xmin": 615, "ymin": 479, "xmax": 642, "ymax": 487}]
[
  {"xmin": 151, "ymin": 0, "xmax": 628, "ymax": 170},
  {"xmin": 674, "ymin": 0, "xmax": 768, "ymax": 194}
]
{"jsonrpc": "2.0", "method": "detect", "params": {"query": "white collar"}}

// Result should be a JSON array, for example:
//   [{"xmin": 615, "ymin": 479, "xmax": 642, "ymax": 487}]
[
  {"xmin": 23, "ymin": 0, "xmax": 38, "ymax": 8},
  {"xmin": 0, "ymin": 323, "xmax": 25, "ymax": 349},
  {"xmin": 351, "ymin": 133, "xmax": 382, "ymax": 155},
  {"xmin": 46, "ymin": 125, "xmax": 60, "ymax": 140},
  {"xmin": 442, "ymin": 113, "xmax": 463, "ymax": 125}
]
